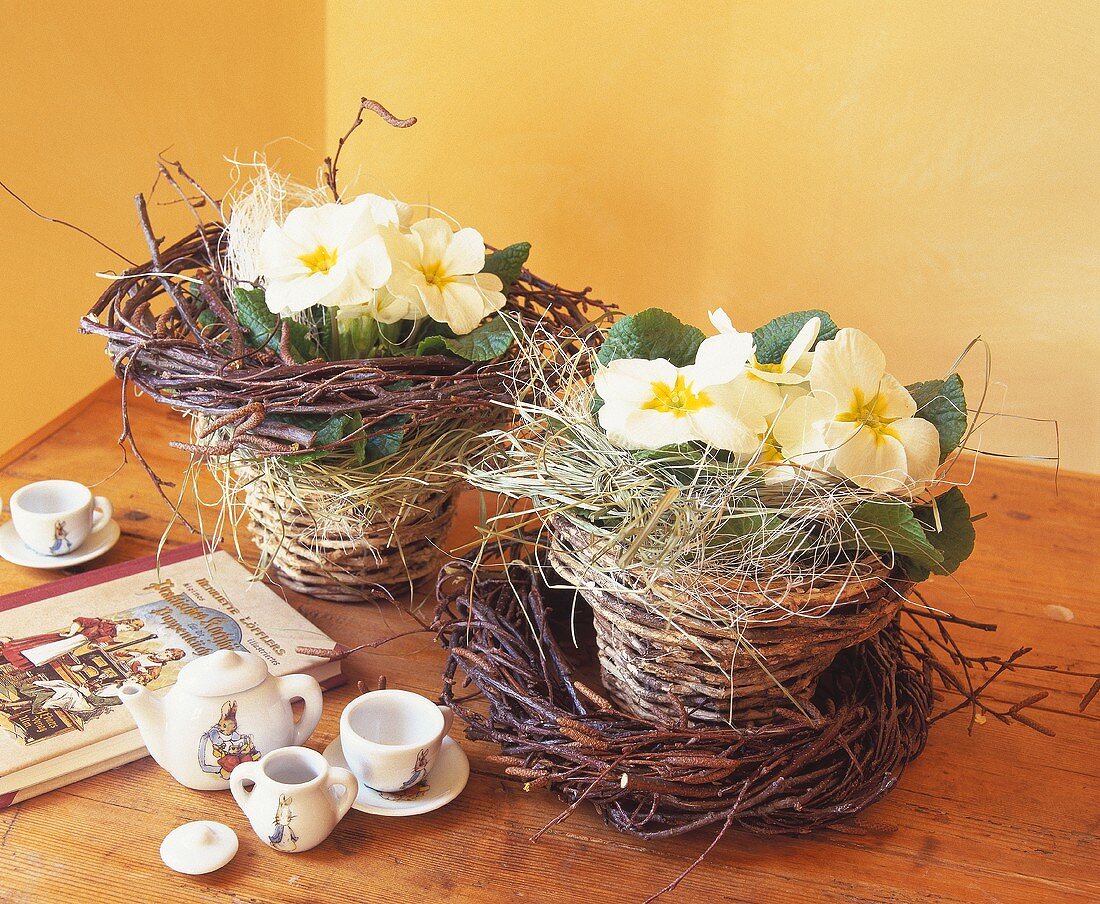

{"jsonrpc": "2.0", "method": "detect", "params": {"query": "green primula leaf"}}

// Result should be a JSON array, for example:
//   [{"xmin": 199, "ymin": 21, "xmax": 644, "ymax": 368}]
[
  {"xmin": 340, "ymin": 412, "xmax": 368, "ymax": 465},
  {"xmin": 232, "ymin": 286, "xmax": 321, "ymax": 363},
  {"xmin": 273, "ymin": 413, "xmax": 350, "ymax": 464},
  {"xmin": 334, "ymin": 412, "xmax": 406, "ymax": 466},
  {"xmin": 714, "ymin": 512, "xmax": 813, "ymax": 559},
  {"xmin": 282, "ymin": 318, "xmax": 323, "ymax": 363},
  {"xmin": 481, "ymin": 242, "xmax": 531, "ymax": 290},
  {"xmin": 839, "ymin": 500, "xmax": 944, "ymax": 579},
  {"xmin": 596, "ymin": 308, "xmax": 705, "ymax": 369},
  {"xmin": 906, "ymin": 373, "xmax": 967, "ymax": 462},
  {"xmin": 360, "ymin": 414, "xmax": 409, "ymax": 464},
  {"xmin": 907, "ymin": 487, "xmax": 977, "ymax": 581},
  {"xmin": 417, "ymin": 316, "xmax": 514, "ymax": 361},
  {"xmin": 233, "ymin": 287, "xmax": 278, "ymax": 347},
  {"xmin": 752, "ymin": 309, "xmax": 839, "ymax": 365}
]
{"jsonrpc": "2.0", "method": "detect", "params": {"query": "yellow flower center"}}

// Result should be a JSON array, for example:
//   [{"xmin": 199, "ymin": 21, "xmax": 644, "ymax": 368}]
[
  {"xmin": 299, "ymin": 245, "xmax": 338, "ymax": 275},
  {"xmin": 757, "ymin": 434, "xmax": 784, "ymax": 463},
  {"xmin": 641, "ymin": 375, "xmax": 712, "ymax": 418},
  {"xmin": 752, "ymin": 358, "xmax": 785, "ymax": 374},
  {"xmin": 422, "ymin": 260, "xmax": 454, "ymax": 289},
  {"xmin": 836, "ymin": 388, "xmax": 900, "ymax": 444}
]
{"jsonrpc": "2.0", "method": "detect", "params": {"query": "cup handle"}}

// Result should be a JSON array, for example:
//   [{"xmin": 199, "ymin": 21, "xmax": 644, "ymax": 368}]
[
  {"xmin": 91, "ymin": 496, "xmax": 113, "ymax": 532},
  {"xmin": 327, "ymin": 767, "xmax": 358, "ymax": 820},
  {"xmin": 438, "ymin": 704, "xmax": 454, "ymax": 736},
  {"xmin": 277, "ymin": 673, "xmax": 324, "ymax": 745},
  {"xmin": 230, "ymin": 760, "xmax": 260, "ymax": 812}
]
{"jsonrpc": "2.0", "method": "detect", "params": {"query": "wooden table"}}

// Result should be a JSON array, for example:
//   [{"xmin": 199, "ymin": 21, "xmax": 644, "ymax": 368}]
[{"xmin": 0, "ymin": 383, "xmax": 1096, "ymax": 904}]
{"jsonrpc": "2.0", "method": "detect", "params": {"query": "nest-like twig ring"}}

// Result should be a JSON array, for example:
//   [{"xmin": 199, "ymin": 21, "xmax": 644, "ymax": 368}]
[
  {"xmin": 433, "ymin": 551, "xmax": 1100, "ymax": 900},
  {"xmin": 435, "ymin": 560, "xmax": 933, "ymax": 838}
]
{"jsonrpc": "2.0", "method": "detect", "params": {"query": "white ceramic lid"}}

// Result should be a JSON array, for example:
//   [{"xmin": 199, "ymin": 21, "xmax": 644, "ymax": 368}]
[
  {"xmin": 175, "ymin": 649, "xmax": 270, "ymax": 696},
  {"xmin": 160, "ymin": 821, "xmax": 238, "ymax": 875}
]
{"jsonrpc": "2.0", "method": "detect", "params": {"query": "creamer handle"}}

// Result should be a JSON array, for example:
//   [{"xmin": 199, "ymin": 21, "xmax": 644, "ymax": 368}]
[
  {"xmin": 327, "ymin": 767, "xmax": 358, "ymax": 820},
  {"xmin": 229, "ymin": 760, "xmax": 260, "ymax": 813},
  {"xmin": 278, "ymin": 673, "xmax": 323, "ymax": 745}
]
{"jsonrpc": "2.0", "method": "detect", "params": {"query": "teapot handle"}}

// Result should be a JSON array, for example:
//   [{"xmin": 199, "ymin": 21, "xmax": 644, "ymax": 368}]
[
  {"xmin": 277, "ymin": 673, "xmax": 323, "ymax": 746},
  {"xmin": 229, "ymin": 760, "xmax": 261, "ymax": 812}
]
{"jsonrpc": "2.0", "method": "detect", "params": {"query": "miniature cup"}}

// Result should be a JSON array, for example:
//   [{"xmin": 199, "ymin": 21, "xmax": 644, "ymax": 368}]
[
  {"xmin": 230, "ymin": 746, "xmax": 356, "ymax": 853},
  {"xmin": 339, "ymin": 689, "xmax": 454, "ymax": 793},
  {"xmin": 5, "ymin": 480, "xmax": 112, "ymax": 556}
]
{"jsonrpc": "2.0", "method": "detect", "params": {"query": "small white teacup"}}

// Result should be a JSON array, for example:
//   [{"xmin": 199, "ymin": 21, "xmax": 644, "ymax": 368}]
[
  {"xmin": 230, "ymin": 746, "xmax": 357, "ymax": 853},
  {"xmin": 5, "ymin": 480, "xmax": 112, "ymax": 556},
  {"xmin": 339, "ymin": 689, "xmax": 454, "ymax": 793}
]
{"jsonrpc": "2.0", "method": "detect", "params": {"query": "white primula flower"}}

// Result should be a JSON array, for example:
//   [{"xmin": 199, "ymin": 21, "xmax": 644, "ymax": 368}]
[
  {"xmin": 769, "ymin": 390, "xmax": 836, "ymax": 481},
  {"xmin": 385, "ymin": 218, "xmax": 505, "ymax": 335},
  {"xmin": 595, "ymin": 357, "xmax": 780, "ymax": 453},
  {"xmin": 749, "ymin": 386, "xmax": 826, "ymax": 483},
  {"xmin": 257, "ymin": 194, "xmax": 398, "ymax": 315},
  {"xmin": 709, "ymin": 308, "xmax": 819, "ymax": 384},
  {"xmin": 773, "ymin": 328, "xmax": 940, "ymax": 493}
]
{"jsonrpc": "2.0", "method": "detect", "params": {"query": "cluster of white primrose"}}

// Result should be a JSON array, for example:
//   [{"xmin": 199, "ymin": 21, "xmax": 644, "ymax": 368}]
[
  {"xmin": 594, "ymin": 310, "xmax": 942, "ymax": 494},
  {"xmin": 255, "ymin": 193, "xmax": 506, "ymax": 336}
]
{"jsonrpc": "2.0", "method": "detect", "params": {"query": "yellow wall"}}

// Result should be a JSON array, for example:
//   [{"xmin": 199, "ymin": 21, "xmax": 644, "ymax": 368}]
[
  {"xmin": 0, "ymin": 2, "xmax": 325, "ymax": 453},
  {"xmin": 326, "ymin": 1, "xmax": 1099, "ymax": 472},
  {"xmin": 4, "ymin": 3, "xmax": 1097, "ymax": 472}
]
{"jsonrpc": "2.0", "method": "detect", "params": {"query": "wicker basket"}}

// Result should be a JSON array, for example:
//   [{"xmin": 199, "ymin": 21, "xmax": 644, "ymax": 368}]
[
  {"xmin": 548, "ymin": 516, "xmax": 907, "ymax": 724},
  {"xmin": 237, "ymin": 465, "xmax": 458, "ymax": 603}
]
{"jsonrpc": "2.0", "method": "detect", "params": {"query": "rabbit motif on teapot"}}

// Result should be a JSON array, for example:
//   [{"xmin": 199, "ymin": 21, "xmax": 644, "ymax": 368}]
[{"xmin": 120, "ymin": 650, "xmax": 323, "ymax": 791}]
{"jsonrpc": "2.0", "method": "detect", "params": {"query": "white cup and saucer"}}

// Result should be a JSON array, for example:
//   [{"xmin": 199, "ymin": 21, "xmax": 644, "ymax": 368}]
[
  {"xmin": 0, "ymin": 480, "xmax": 120, "ymax": 569},
  {"xmin": 322, "ymin": 688, "xmax": 470, "ymax": 817}
]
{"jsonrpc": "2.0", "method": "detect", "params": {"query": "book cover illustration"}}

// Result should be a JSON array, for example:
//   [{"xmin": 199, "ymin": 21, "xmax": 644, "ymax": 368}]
[{"xmin": 0, "ymin": 584, "xmax": 248, "ymax": 746}]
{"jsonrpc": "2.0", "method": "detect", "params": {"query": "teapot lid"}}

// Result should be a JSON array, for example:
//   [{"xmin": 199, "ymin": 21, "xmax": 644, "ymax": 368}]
[
  {"xmin": 160, "ymin": 821, "xmax": 237, "ymax": 875},
  {"xmin": 176, "ymin": 649, "xmax": 271, "ymax": 696}
]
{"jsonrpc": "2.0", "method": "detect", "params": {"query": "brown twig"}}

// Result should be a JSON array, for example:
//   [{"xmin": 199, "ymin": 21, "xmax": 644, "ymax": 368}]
[
  {"xmin": 0, "ymin": 178, "xmax": 138, "ymax": 266},
  {"xmin": 324, "ymin": 96, "xmax": 418, "ymax": 202}
]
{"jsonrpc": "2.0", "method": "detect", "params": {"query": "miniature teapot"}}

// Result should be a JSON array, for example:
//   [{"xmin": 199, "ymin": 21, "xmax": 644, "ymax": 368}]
[{"xmin": 120, "ymin": 649, "xmax": 323, "ymax": 791}]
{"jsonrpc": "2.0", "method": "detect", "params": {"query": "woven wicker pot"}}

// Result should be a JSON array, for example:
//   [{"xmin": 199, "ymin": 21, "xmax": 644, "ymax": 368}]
[
  {"xmin": 548, "ymin": 516, "xmax": 907, "ymax": 724},
  {"xmin": 236, "ymin": 466, "xmax": 458, "ymax": 603}
]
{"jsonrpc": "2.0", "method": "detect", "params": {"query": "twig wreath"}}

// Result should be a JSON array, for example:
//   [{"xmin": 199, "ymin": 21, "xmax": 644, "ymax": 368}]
[
  {"xmin": 434, "ymin": 551, "xmax": 1099, "ymax": 901},
  {"xmin": 79, "ymin": 99, "xmax": 611, "ymax": 599}
]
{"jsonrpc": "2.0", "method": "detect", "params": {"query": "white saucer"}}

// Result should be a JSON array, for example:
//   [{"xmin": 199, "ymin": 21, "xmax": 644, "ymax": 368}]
[
  {"xmin": 0, "ymin": 519, "xmax": 121, "ymax": 569},
  {"xmin": 322, "ymin": 735, "xmax": 470, "ymax": 817}
]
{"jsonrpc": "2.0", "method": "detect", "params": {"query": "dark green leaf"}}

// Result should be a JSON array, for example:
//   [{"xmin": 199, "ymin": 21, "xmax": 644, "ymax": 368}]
[
  {"xmin": 908, "ymin": 487, "xmax": 976, "ymax": 580},
  {"xmin": 481, "ymin": 242, "xmax": 531, "ymax": 290},
  {"xmin": 417, "ymin": 316, "xmax": 514, "ymax": 361},
  {"xmin": 275, "ymin": 318, "xmax": 320, "ymax": 363},
  {"xmin": 839, "ymin": 500, "xmax": 944, "ymax": 579},
  {"xmin": 596, "ymin": 309, "xmax": 705, "ymax": 368},
  {"xmin": 907, "ymin": 373, "xmax": 967, "ymax": 462},
  {"xmin": 277, "ymin": 413, "xmax": 349, "ymax": 464},
  {"xmin": 752, "ymin": 310, "xmax": 838, "ymax": 365},
  {"xmin": 360, "ymin": 414, "xmax": 409, "ymax": 463},
  {"xmin": 714, "ymin": 512, "xmax": 813, "ymax": 558},
  {"xmin": 233, "ymin": 286, "xmax": 278, "ymax": 347},
  {"xmin": 230, "ymin": 287, "xmax": 322, "ymax": 362}
]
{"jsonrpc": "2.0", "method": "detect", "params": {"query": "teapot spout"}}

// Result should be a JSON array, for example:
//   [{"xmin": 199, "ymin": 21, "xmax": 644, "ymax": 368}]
[{"xmin": 119, "ymin": 682, "xmax": 169, "ymax": 765}]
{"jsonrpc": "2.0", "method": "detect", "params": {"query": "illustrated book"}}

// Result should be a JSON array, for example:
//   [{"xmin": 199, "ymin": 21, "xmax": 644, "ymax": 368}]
[{"xmin": 0, "ymin": 543, "xmax": 343, "ymax": 808}]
